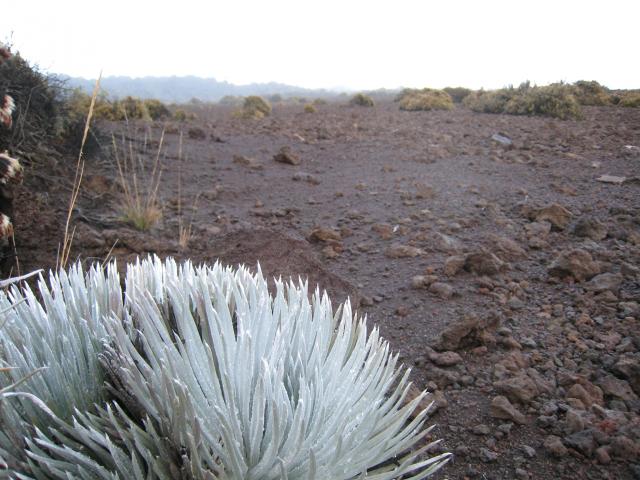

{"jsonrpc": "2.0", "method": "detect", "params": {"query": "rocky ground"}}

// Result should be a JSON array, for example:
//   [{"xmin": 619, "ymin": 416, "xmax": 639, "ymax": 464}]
[{"xmin": 7, "ymin": 100, "xmax": 640, "ymax": 479}]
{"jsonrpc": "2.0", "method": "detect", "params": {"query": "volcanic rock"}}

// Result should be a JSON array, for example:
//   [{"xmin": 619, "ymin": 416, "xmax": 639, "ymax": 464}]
[
  {"xmin": 490, "ymin": 395, "xmax": 526, "ymax": 424},
  {"xmin": 548, "ymin": 249, "xmax": 600, "ymax": 281}
]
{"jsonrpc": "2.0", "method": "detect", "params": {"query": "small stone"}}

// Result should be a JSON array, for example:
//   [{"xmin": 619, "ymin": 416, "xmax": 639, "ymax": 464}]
[
  {"xmin": 292, "ymin": 171, "xmax": 321, "ymax": 184},
  {"xmin": 595, "ymin": 446, "xmax": 611, "ymax": 465},
  {"xmin": 443, "ymin": 255, "xmax": 466, "ymax": 276},
  {"xmin": 411, "ymin": 275, "xmax": 428, "ymax": 289},
  {"xmin": 233, "ymin": 154, "xmax": 263, "ymax": 170},
  {"xmin": 491, "ymin": 133, "xmax": 513, "ymax": 146},
  {"xmin": 431, "ymin": 313, "xmax": 498, "ymax": 351},
  {"xmin": 428, "ymin": 282, "xmax": 455, "ymax": 299},
  {"xmin": 548, "ymin": 249, "xmax": 600, "ymax": 282},
  {"xmin": 432, "ymin": 232, "xmax": 462, "ymax": 253},
  {"xmin": 564, "ymin": 429, "xmax": 597, "ymax": 457},
  {"xmin": 308, "ymin": 227, "xmax": 341, "ymax": 243},
  {"xmin": 497, "ymin": 423, "xmax": 513, "ymax": 434},
  {"xmin": 522, "ymin": 445, "xmax": 536, "ymax": 458},
  {"xmin": 490, "ymin": 395, "xmax": 526, "ymax": 424},
  {"xmin": 544, "ymin": 435, "xmax": 568, "ymax": 457},
  {"xmin": 273, "ymin": 146, "xmax": 301, "ymax": 165},
  {"xmin": 479, "ymin": 447, "xmax": 498, "ymax": 462},
  {"xmin": 428, "ymin": 351, "xmax": 463, "ymax": 367},
  {"xmin": 507, "ymin": 296, "xmax": 525, "ymax": 310},
  {"xmin": 360, "ymin": 296, "xmax": 374, "ymax": 307},
  {"xmin": 564, "ymin": 409, "xmax": 585, "ymax": 434},
  {"xmin": 585, "ymin": 273, "xmax": 623, "ymax": 293},
  {"xmin": 596, "ymin": 174, "xmax": 626, "ymax": 185},
  {"xmin": 598, "ymin": 375, "xmax": 638, "ymax": 402},
  {"xmin": 371, "ymin": 223, "xmax": 394, "ymax": 240},
  {"xmin": 525, "ymin": 221, "xmax": 551, "ymax": 248},
  {"xmin": 609, "ymin": 435, "xmax": 639, "ymax": 461},
  {"xmin": 472, "ymin": 424, "xmax": 491, "ymax": 435},
  {"xmin": 537, "ymin": 415, "xmax": 557, "ymax": 428},
  {"xmin": 431, "ymin": 390, "xmax": 448, "ymax": 411},
  {"xmin": 494, "ymin": 374, "xmax": 539, "ymax": 404},
  {"xmin": 385, "ymin": 244, "xmax": 423, "ymax": 258},
  {"xmin": 322, "ymin": 245, "xmax": 339, "ymax": 259},
  {"xmin": 566, "ymin": 382, "xmax": 603, "ymax": 408},
  {"xmin": 489, "ymin": 234, "xmax": 527, "ymax": 260},
  {"xmin": 464, "ymin": 251, "xmax": 506, "ymax": 276},
  {"xmin": 532, "ymin": 203, "xmax": 572, "ymax": 230},
  {"xmin": 573, "ymin": 217, "xmax": 607, "ymax": 240},
  {"xmin": 405, "ymin": 384, "xmax": 433, "ymax": 420}
]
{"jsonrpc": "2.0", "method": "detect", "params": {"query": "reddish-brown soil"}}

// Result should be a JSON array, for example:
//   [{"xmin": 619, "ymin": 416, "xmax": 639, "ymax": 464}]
[{"xmin": 7, "ymin": 101, "xmax": 640, "ymax": 479}]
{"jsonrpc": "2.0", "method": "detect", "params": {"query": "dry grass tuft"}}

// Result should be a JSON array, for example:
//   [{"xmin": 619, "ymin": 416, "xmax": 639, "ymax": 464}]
[
  {"xmin": 112, "ymin": 126, "xmax": 164, "ymax": 231},
  {"xmin": 59, "ymin": 74, "xmax": 101, "ymax": 269}
]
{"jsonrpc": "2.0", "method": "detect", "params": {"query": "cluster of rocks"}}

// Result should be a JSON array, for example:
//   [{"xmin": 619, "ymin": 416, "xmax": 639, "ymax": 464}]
[{"xmin": 390, "ymin": 199, "xmax": 640, "ymax": 478}]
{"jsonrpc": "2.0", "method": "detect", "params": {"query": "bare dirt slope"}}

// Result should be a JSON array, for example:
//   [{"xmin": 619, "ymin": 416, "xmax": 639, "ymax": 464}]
[{"xmin": 10, "ymin": 101, "xmax": 640, "ymax": 479}]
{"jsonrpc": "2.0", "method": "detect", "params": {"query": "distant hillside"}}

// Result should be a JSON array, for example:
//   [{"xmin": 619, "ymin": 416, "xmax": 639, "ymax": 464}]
[{"xmin": 62, "ymin": 75, "xmax": 340, "ymax": 103}]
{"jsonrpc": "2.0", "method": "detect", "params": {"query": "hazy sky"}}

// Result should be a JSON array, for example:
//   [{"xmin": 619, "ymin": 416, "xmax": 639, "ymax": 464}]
[{"xmin": 4, "ymin": 0, "xmax": 638, "ymax": 90}]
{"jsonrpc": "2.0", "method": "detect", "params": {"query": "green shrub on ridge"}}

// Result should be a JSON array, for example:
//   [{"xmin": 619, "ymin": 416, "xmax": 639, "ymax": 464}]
[
  {"xmin": 240, "ymin": 95, "xmax": 272, "ymax": 118},
  {"xmin": 349, "ymin": 93, "xmax": 375, "ymax": 107},
  {"xmin": 572, "ymin": 80, "xmax": 611, "ymax": 106},
  {"xmin": 619, "ymin": 92, "xmax": 640, "ymax": 108},
  {"xmin": 443, "ymin": 86, "xmax": 473, "ymax": 103},
  {"xmin": 464, "ymin": 82, "xmax": 582, "ymax": 120},
  {"xmin": 398, "ymin": 88, "xmax": 453, "ymax": 111}
]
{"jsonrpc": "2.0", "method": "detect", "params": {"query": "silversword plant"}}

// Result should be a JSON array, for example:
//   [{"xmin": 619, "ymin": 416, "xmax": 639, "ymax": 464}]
[{"xmin": 0, "ymin": 256, "xmax": 450, "ymax": 479}]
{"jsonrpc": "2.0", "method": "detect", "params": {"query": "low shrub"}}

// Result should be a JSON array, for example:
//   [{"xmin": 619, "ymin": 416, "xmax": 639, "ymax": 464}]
[
  {"xmin": 349, "ymin": 93, "xmax": 375, "ymax": 107},
  {"xmin": 114, "ymin": 96, "xmax": 150, "ymax": 121},
  {"xmin": 172, "ymin": 108, "xmax": 197, "ymax": 121},
  {"xmin": 0, "ymin": 51, "xmax": 64, "ymax": 151},
  {"xmin": 303, "ymin": 103, "xmax": 316, "ymax": 113},
  {"xmin": 218, "ymin": 95, "xmax": 241, "ymax": 106},
  {"xmin": 143, "ymin": 98, "xmax": 171, "ymax": 120},
  {"xmin": 443, "ymin": 86, "xmax": 473, "ymax": 103},
  {"xmin": 313, "ymin": 98, "xmax": 327, "ymax": 106},
  {"xmin": 619, "ymin": 92, "xmax": 640, "ymax": 108},
  {"xmin": 241, "ymin": 95, "xmax": 271, "ymax": 118},
  {"xmin": 399, "ymin": 89, "xmax": 453, "ymax": 111},
  {"xmin": 0, "ymin": 256, "xmax": 451, "ymax": 478},
  {"xmin": 464, "ymin": 82, "xmax": 582, "ymax": 120},
  {"xmin": 572, "ymin": 80, "xmax": 611, "ymax": 106},
  {"xmin": 188, "ymin": 126, "xmax": 206, "ymax": 140}
]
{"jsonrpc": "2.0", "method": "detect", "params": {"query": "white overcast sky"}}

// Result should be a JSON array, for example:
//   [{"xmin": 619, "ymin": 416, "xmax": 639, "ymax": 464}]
[{"xmin": 3, "ymin": 0, "xmax": 638, "ymax": 90}]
